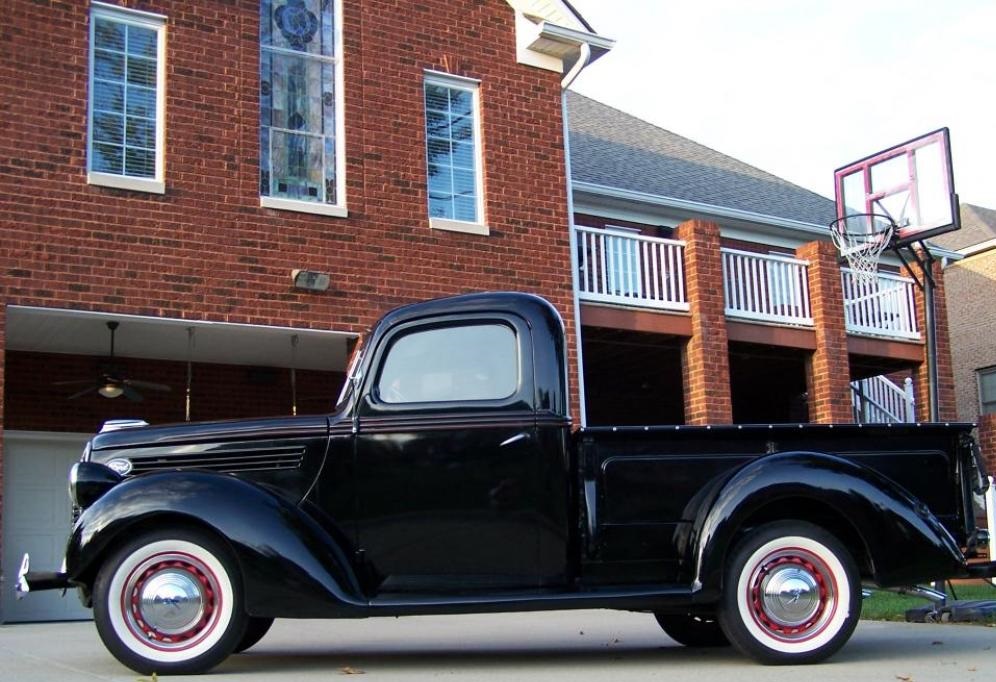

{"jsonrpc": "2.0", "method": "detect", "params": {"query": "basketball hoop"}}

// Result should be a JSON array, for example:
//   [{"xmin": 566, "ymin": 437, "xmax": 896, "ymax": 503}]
[{"xmin": 829, "ymin": 213, "xmax": 896, "ymax": 286}]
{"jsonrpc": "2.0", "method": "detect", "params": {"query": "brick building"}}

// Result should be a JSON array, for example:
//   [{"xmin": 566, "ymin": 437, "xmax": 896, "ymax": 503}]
[
  {"xmin": 0, "ymin": 0, "xmax": 954, "ymax": 622},
  {"xmin": 934, "ymin": 203, "xmax": 996, "ymax": 470}
]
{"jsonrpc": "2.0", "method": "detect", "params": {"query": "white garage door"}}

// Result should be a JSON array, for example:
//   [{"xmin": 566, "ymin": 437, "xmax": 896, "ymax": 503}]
[{"xmin": 2, "ymin": 431, "xmax": 92, "ymax": 622}]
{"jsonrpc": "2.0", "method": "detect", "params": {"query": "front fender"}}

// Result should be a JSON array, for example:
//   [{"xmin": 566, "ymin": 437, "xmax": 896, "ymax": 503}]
[
  {"xmin": 689, "ymin": 451, "xmax": 967, "ymax": 594},
  {"xmin": 67, "ymin": 470, "xmax": 365, "ymax": 618}
]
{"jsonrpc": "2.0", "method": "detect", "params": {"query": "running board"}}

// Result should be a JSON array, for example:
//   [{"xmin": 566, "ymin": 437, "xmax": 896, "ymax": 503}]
[{"xmin": 368, "ymin": 585, "xmax": 699, "ymax": 616}]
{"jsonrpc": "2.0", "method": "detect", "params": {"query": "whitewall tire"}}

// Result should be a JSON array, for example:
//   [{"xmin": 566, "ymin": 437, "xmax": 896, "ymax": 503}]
[
  {"xmin": 718, "ymin": 521, "xmax": 861, "ymax": 664},
  {"xmin": 93, "ymin": 529, "xmax": 247, "ymax": 675}
]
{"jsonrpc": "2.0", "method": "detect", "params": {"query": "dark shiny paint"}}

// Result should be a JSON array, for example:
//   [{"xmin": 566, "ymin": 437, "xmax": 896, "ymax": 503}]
[
  {"xmin": 30, "ymin": 292, "xmax": 996, "ymax": 621},
  {"xmin": 67, "ymin": 470, "xmax": 365, "ymax": 618}
]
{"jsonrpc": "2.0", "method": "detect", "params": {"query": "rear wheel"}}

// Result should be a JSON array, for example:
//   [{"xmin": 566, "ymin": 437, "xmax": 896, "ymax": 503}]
[
  {"xmin": 655, "ymin": 612, "xmax": 729, "ymax": 647},
  {"xmin": 718, "ymin": 521, "xmax": 861, "ymax": 665},
  {"xmin": 93, "ymin": 529, "xmax": 247, "ymax": 675}
]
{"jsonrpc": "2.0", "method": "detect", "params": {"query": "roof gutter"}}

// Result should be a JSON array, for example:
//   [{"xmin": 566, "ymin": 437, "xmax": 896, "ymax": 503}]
[{"xmin": 572, "ymin": 181, "xmax": 830, "ymax": 237}]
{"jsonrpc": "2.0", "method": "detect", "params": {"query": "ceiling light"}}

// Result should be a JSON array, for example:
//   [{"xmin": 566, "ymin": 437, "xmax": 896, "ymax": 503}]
[{"xmin": 99, "ymin": 383, "xmax": 124, "ymax": 399}]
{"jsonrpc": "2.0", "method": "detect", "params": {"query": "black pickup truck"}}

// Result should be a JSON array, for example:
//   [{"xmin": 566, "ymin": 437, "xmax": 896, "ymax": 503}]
[{"xmin": 17, "ymin": 292, "xmax": 996, "ymax": 675}]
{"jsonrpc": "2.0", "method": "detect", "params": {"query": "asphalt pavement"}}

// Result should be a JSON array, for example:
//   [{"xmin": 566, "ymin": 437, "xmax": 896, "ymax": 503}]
[{"xmin": 1, "ymin": 610, "xmax": 994, "ymax": 681}]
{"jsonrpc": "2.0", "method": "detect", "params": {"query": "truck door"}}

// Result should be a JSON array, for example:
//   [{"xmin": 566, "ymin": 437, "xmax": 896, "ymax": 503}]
[{"xmin": 354, "ymin": 314, "xmax": 543, "ymax": 593}]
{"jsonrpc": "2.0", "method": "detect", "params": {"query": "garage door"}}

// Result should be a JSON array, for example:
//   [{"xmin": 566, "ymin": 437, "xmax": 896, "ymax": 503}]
[{"xmin": 2, "ymin": 431, "xmax": 92, "ymax": 622}]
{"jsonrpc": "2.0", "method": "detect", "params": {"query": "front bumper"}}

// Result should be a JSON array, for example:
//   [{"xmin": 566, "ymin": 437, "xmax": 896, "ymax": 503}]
[{"xmin": 15, "ymin": 554, "xmax": 70, "ymax": 597}]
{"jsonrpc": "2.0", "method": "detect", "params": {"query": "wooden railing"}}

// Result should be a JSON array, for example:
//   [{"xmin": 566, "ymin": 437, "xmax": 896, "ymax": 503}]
[
  {"xmin": 841, "ymin": 269, "xmax": 920, "ymax": 340},
  {"xmin": 574, "ymin": 226, "xmax": 688, "ymax": 311},
  {"xmin": 721, "ymin": 248, "xmax": 813, "ymax": 326},
  {"xmin": 852, "ymin": 375, "xmax": 916, "ymax": 423}
]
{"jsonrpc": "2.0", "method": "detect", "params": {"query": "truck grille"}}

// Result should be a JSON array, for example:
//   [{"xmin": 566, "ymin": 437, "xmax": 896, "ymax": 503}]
[{"xmin": 124, "ymin": 446, "xmax": 307, "ymax": 475}]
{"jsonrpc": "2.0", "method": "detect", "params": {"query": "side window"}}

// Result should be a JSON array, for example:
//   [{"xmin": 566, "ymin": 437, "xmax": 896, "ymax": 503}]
[
  {"xmin": 978, "ymin": 367, "xmax": 996, "ymax": 415},
  {"xmin": 424, "ymin": 72, "xmax": 486, "ymax": 235},
  {"xmin": 377, "ymin": 324, "xmax": 518, "ymax": 404},
  {"xmin": 87, "ymin": 4, "xmax": 166, "ymax": 193}
]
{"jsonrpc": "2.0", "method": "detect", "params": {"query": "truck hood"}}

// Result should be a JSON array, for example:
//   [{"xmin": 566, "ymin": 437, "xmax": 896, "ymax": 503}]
[{"xmin": 90, "ymin": 413, "xmax": 340, "ymax": 453}]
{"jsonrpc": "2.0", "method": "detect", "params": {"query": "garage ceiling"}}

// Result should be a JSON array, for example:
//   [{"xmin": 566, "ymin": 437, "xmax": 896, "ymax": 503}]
[{"xmin": 5, "ymin": 306, "xmax": 356, "ymax": 372}]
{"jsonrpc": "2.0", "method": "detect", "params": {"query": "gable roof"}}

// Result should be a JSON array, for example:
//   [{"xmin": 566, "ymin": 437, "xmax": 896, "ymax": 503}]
[
  {"xmin": 931, "ymin": 203, "xmax": 996, "ymax": 252},
  {"xmin": 566, "ymin": 92, "xmax": 837, "ymax": 227}
]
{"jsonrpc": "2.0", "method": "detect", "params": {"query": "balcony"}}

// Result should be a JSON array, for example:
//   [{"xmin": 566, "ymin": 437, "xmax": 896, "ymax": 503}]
[
  {"xmin": 722, "ymin": 248, "xmax": 813, "ymax": 326},
  {"xmin": 841, "ymin": 269, "xmax": 920, "ymax": 340},
  {"xmin": 573, "ymin": 226, "xmax": 921, "ymax": 342},
  {"xmin": 575, "ymin": 226, "xmax": 688, "ymax": 311}
]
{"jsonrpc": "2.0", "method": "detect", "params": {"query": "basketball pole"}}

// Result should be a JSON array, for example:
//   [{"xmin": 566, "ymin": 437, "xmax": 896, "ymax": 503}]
[{"xmin": 894, "ymin": 243, "xmax": 940, "ymax": 422}]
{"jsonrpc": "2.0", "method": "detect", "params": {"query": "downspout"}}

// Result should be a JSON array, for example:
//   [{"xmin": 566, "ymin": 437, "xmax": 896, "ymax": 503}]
[{"xmin": 562, "ymin": 43, "xmax": 591, "ymax": 428}]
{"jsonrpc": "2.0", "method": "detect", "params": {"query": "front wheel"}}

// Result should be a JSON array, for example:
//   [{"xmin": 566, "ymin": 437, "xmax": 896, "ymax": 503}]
[
  {"xmin": 93, "ymin": 529, "xmax": 248, "ymax": 675},
  {"xmin": 718, "ymin": 521, "xmax": 861, "ymax": 665}
]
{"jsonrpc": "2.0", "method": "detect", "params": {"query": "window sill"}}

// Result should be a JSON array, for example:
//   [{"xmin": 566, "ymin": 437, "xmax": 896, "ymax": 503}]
[
  {"xmin": 88, "ymin": 172, "xmax": 165, "ymax": 195},
  {"xmin": 261, "ymin": 196, "xmax": 348, "ymax": 218},
  {"xmin": 430, "ymin": 217, "xmax": 490, "ymax": 236}
]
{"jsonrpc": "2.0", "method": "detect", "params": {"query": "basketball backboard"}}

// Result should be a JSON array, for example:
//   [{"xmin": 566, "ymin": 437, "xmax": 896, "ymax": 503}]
[{"xmin": 834, "ymin": 128, "xmax": 959, "ymax": 247}]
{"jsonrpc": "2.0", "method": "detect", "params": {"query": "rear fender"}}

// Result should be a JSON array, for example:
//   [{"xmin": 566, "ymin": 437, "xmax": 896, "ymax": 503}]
[
  {"xmin": 67, "ymin": 470, "xmax": 365, "ymax": 617},
  {"xmin": 688, "ymin": 451, "xmax": 967, "ymax": 594}
]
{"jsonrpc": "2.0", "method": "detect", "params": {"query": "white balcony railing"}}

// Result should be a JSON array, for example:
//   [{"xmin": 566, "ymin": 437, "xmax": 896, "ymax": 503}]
[
  {"xmin": 841, "ymin": 269, "xmax": 920, "ymax": 340},
  {"xmin": 852, "ymin": 375, "xmax": 916, "ymax": 423},
  {"xmin": 722, "ymin": 248, "xmax": 813, "ymax": 326},
  {"xmin": 575, "ymin": 226, "xmax": 688, "ymax": 311}
]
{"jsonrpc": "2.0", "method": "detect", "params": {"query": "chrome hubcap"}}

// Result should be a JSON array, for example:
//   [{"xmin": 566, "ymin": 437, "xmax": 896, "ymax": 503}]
[
  {"xmin": 122, "ymin": 552, "xmax": 219, "ymax": 649},
  {"xmin": 759, "ymin": 564, "xmax": 821, "ymax": 627},
  {"xmin": 749, "ymin": 550, "xmax": 834, "ymax": 640},
  {"xmin": 139, "ymin": 570, "xmax": 205, "ymax": 635}
]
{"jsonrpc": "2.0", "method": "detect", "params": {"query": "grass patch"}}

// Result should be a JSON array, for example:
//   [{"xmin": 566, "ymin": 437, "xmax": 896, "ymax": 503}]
[{"xmin": 861, "ymin": 582, "xmax": 996, "ymax": 622}]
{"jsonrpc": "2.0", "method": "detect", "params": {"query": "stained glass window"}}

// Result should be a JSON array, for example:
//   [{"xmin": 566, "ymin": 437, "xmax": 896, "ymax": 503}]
[
  {"xmin": 260, "ymin": 0, "xmax": 340, "ymax": 207},
  {"xmin": 88, "ymin": 6, "xmax": 164, "ymax": 188},
  {"xmin": 424, "ymin": 75, "xmax": 482, "ymax": 224}
]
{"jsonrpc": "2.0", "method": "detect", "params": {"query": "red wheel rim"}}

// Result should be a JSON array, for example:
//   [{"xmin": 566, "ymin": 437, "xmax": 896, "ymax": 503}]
[
  {"xmin": 120, "ymin": 551, "xmax": 222, "ymax": 652},
  {"xmin": 746, "ymin": 547, "xmax": 838, "ymax": 643}
]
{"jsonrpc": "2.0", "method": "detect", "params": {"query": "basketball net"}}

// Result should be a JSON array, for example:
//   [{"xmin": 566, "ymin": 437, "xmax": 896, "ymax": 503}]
[{"xmin": 829, "ymin": 214, "xmax": 896, "ymax": 287}]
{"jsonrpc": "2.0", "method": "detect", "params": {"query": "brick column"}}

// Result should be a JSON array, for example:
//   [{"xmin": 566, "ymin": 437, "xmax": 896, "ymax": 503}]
[
  {"xmin": 797, "ymin": 240, "xmax": 853, "ymax": 423},
  {"xmin": 908, "ymin": 254, "xmax": 956, "ymax": 421},
  {"xmin": 675, "ymin": 220, "xmax": 732, "ymax": 424},
  {"xmin": 979, "ymin": 414, "xmax": 996, "ymax": 474}
]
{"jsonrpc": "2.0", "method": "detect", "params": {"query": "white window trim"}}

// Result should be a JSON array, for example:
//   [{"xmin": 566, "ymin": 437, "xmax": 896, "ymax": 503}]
[
  {"xmin": 259, "ymin": 0, "xmax": 347, "ymax": 217},
  {"xmin": 424, "ymin": 70, "xmax": 486, "ymax": 233},
  {"xmin": 87, "ymin": 2, "xmax": 167, "ymax": 193}
]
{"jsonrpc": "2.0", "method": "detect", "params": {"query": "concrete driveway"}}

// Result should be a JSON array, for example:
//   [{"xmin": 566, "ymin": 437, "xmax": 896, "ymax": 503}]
[{"xmin": 1, "ymin": 610, "xmax": 993, "ymax": 681}]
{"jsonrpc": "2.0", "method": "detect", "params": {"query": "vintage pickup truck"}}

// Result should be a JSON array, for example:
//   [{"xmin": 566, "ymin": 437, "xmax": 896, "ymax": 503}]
[{"xmin": 17, "ymin": 292, "xmax": 996, "ymax": 675}]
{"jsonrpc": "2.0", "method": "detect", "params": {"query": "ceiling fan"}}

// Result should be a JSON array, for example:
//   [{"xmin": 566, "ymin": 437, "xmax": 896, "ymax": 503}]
[{"xmin": 54, "ymin": 321, "xmax": 171, "ymax": 402}]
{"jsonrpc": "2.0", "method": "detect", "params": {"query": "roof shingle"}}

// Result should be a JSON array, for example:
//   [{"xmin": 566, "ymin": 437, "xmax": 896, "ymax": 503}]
[{"xmin": 567, "ymin": 92, "xmax": 837, "ymax": 226}]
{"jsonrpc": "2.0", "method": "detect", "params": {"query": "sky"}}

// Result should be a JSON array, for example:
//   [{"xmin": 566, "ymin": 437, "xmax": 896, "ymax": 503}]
[{"xmin": 566, "ymin": 0, "xmax": 995, "ymax": 212}]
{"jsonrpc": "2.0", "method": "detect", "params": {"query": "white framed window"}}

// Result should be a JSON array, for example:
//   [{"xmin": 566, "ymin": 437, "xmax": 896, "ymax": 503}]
[
  {"xmin": 424, "ymin": 71, "xmax": 487, "ymax": 235},
  {"xmin": 978, "ymin": 366, "xmax": 996, "ymax": 415},
  {"xmin": 87, "ymin": 3, "xmax": 166, "ymax": 194},
  {"xmin": 260, "ymin": 0, "xmax": 346, "ymax": 217}
]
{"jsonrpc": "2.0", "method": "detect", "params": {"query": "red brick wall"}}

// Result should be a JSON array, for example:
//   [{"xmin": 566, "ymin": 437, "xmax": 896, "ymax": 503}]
[
  {"xmin": 675, "ymin": 220, "xmax": 732, "ymax": 424},
  {"xmin": 0, "ymin": 0, "xmax": 583, "ymax": 554},
  {"xmin": 908, "ymin": 256, "xmax": 957, "ymax": 421},
  {"xmin": 0, "ymin": 1, "xmax": 578, "ymax": 406},
  {"xmin": 1, "ymin": 0, "xmax": 575, "ymax": 320},
  {"xmin": 797, "ymin": 240, "xmax": 852, "ymax": 423}
]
